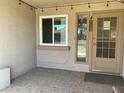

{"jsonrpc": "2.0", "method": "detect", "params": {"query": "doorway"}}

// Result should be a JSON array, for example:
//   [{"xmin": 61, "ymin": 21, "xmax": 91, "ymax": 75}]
[
  {"xmin": 76, "ymin": 11, "xmax": 123, "ymax": 74},
  {"xmin": 92, "ymin": 12, "xmax": 123, "ymax": 74}
]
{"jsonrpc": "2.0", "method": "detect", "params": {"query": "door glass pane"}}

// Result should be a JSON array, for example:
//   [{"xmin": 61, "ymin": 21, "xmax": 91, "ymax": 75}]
[
  {"xmin": 97, "ymin": 42, "xmax": 102, "ymax": 48},
  {"xmin": 96, "ymin": 17, "xmax": 117, "ymax": 58},
  {"xmin": 103, "ymin": 49, "xmax": 109, "ymax": 58},
  {"xmin": 109, "ymin": 49, "xmax": 115, "ymax": 58},
  {"xmin": 96, "ymin": 48, "xmax": 102, "ymax": 57},
  {"xmin": 54, "ymin": 17, "xmax": 66, "ymax": 44},
  {"xmin": 77, "ymin": 15, "xmax": 87, "ymax": 62},
  {"xmin": 104, "ymin": 30, "xmax": 110, "ymax": 38},
  {"xmin": 110, "ymin": 42, "xmax": 115, "ymax": 48},
  {"xmin": 42, "ymin": 19, "xmax": 53, "ymax": 43},
  {"xmin": 103, "ymin": 42, "xmax": 109, "ymax": 48}
]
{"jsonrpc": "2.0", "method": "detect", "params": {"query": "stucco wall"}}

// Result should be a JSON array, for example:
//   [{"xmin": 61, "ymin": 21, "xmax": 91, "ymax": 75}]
[
  {"xmin": 36, "ymin": 2, "xmax": 124, "ymax": 73},
  {"xmin": 0, "ymin": 0, "xmax": 36, "ymax": 79}
]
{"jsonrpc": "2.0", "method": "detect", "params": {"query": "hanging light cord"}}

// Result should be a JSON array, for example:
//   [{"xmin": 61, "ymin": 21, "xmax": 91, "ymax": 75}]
[
  {"xmin": 40, "ymin": 0, "xmax": 122, "ymax": 9},
  {"xmin": 18, "ymin": 0, "xmax": 123, "ymax": 11},
  {"xmin": 18, "ymin": 0, "xmax": 36, "ymax": 9}
]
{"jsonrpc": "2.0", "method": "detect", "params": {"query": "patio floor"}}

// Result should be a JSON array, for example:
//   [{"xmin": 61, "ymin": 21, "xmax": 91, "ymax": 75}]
[{"xmin": 1, "ymin": 68, "xmax": 124, "ymax": 93}]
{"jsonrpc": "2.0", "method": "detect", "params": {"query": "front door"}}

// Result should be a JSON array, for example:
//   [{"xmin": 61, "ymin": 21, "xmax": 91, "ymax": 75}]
[{"xmin": 92, "ymin": 12, "xmax": 123, "ymax": 74}]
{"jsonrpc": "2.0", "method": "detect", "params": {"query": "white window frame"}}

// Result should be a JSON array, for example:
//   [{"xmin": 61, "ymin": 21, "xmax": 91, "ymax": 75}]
[{"xmin": 40, "ymin": 15, "xmax": 68, "ymax": 46}]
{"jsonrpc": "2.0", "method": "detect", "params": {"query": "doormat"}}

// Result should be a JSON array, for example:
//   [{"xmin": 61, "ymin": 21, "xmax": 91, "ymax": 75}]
[{"xmin": 84, "ymin": 73, "xmax": 124, "ymax": 86}]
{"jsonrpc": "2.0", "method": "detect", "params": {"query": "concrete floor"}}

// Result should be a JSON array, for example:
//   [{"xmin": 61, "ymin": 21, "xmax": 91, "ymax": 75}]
[{"xmin": 0, "ymin": 68, "xmax": 118, "ymax": 93}]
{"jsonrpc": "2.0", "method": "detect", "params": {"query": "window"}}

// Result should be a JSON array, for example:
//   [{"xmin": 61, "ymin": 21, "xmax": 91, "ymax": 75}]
[
  {"xmin": 76, "ymin": 15, "xmax": 87, "ymax": 62},
  {"xmin": 40, "ymin": 15, "xmax": 68, "ymax": 46},
  {"xmin": 96, "ymin": 17, "xmax": 117, "ymax": 58}
]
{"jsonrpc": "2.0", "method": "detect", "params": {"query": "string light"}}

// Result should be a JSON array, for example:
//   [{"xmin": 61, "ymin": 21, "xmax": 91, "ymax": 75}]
[
  {"xmin": 30, "ymin": 6, "xmax": 33, "ymax": 10},
  {"xmin": 19, "ymin": 0, "xmax": 22, "ymax": 5},
  {"xmin": 106, "ymin": 1, "xmax": 110, "ymax": 7},
  {"xmin": 18, "ymin": 0, "xmax": 36, "ymax": 10},
  {"xmin": 18, "ymin": 0, "xmax": 122, "ymax": 12},
  {"xmin": 71, "ymin": 5, "xmax": 73, "ymax": 10},
  {"xmin": 56, "ymin": 6, "xmax": 58, "ymax": 11},
  {"xmin": 41, "ymin": 8, "xmax": 44, "ymax": 12},
  {"xmin": 120, "ymin": 0, "xmax": 124, "ymax": 4},
  {"xmin": 88, "ymin": 3, "xmax": 91, "ymax": 8},
  {"xmin": 38, "ymin": 0, "xmax": 120, "ymax": 12}
]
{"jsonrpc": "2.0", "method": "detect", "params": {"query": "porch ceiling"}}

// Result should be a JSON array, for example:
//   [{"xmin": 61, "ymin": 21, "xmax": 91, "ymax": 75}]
[{"xmin": 22, "ymin": 0, "xmax": 108, "ymax": 7}]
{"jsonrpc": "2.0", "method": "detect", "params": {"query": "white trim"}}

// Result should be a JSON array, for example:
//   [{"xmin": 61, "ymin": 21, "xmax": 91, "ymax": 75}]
[
  {"xmin": 66, "ymin": 15, "xmax": 68, "ymax": 46},
  {"xmin": 52, "ymin": 17, "xmax": 54, "ymax": 44},
  {"xmin": 39, "ymin": 16, "xmax": 42, "ymax": 45},
  {"xmin": 40, "ymin": 15, "xmax": 68, "ymax": 19},
  {"xmin": 39, "ymin": 15, "xmax": 68, "ymax": 46},
  {"xmin": 40, "ymin": 43, "xmax": 68, "ymax": 47}
]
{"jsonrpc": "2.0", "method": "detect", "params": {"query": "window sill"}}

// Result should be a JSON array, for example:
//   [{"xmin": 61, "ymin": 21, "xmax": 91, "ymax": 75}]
[{"xmin": 38, "ymin": 45, "xmax": 70, "ymax": 51}]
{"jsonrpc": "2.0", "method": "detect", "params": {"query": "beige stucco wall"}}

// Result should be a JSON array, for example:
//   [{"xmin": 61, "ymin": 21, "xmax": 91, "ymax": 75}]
[
  {"xmin": 0, "ymin": 0, "xmax": 36, "ymax": 79},
  {"xmin": 36, "ymin": 2, "xmax": 124, "ymax": 73}
]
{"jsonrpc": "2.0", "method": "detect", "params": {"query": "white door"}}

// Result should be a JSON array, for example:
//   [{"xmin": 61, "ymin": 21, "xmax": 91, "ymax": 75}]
[{"xmin": 92, "ymin": 12, "xmax": 123, "ymax": 74}]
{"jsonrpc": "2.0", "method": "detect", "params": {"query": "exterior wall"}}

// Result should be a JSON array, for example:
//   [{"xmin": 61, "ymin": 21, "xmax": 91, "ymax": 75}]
[
  {"xmin": 0, "ymin": 0, "xmax": 36, "ymax": 79},
  {"xmin": 36, "ymin": 2, "xmax": 124, "ymax": 73}
]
